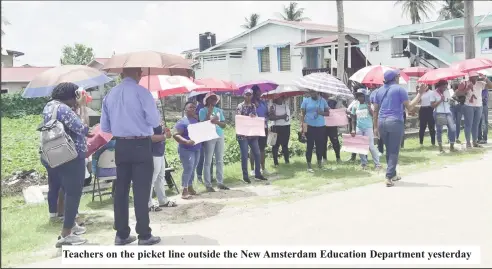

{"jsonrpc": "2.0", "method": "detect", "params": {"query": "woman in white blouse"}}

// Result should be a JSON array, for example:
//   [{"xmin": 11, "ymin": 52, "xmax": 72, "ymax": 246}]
[
  {"xmin": 418, "ymin": 85, "xmax": 436, "ymax": 146},
  {"xmin": 430, "ymin": 80, "xmax": 456, "ymax": 153},
  {"xmin": 269, "ymin": 96, "xmax": 291, "ymax": 166}
]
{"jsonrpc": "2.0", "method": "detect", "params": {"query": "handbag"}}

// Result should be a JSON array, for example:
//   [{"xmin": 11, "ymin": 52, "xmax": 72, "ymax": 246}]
[
  {"xmin": 435, "ymin": 113, "xmax": 448, "ymax": 126},
  {"xmin": 38, "ymin": 102, "xmax": 78, "ymax": 168},
  {"xmin": 267, "ymin": 129, "xmax": 278, "ymax": 146}
]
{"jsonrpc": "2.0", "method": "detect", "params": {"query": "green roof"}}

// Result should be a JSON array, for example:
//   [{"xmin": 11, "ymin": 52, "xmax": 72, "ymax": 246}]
[
  {"xmin": 408, "ymin": 39, "xmax": 459, "ymax": 65},
  {"xmin": 381, "ymin": 15, "xmax": 492, "ymax": 37}
]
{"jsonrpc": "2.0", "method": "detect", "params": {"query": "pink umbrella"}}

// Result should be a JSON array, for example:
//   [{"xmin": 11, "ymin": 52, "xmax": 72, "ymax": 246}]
[
  {"xmin": 450, "ymin": 58, "xmax": 492, "ymax": 73},
  {"xmin": 261, "ymin": 85, "xmax": 307, "ymax": 100},
  {"xmin": 140, "ymin": 75, "xmax": 199, "ymax": 99},
  {"xmin": 417, "ymin": 68, "xmax": 466, "ymax": 84},
  {"xmin": 402, "ymin": 67, "xmax": 432, "ymax": 77},
  {"xmin": 236, "ymin": 80, "xmax": 278, "ymax": 95},
  {"xmin": 194, "ymin": 78, "xmax": 238, "ymax": 92},
  {"xmin": 349, "ymin": 65, "xmax": 409, "ymax": 86}
]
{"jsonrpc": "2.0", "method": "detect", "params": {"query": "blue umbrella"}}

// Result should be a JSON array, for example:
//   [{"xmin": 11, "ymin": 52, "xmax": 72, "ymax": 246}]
[{"xmin": 22, "ymin": 65, "xmax": 112, "ymax": 98}]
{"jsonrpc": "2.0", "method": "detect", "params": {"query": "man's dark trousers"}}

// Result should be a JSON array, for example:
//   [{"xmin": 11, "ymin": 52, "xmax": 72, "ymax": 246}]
[{"xmin": 114, "ymin": 137, "xmax": 153, "ymax": 240}]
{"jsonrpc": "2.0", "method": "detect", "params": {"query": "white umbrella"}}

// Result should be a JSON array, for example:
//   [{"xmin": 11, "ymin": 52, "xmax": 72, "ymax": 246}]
[
  {"xmin": 261, "ymin": 85, "xmax": 307, "ymax": 99},
  {"xmin": 293, "ymin": 73, "xmax": 353, "ymax": 98}
]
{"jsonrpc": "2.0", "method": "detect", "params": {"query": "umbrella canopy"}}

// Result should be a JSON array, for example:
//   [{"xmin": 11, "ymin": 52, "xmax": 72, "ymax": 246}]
[
  {"xmin": 236, "ymin": 80, "xmax": 278, "ymax": 95},
  {"xmin": 194, "ymin": 78, "xmax": 238, "ymax": 92},
  {"xmin": 22, "ymin": 65, "xmax": 112, "ymax": 98},
  {"xmin": 293, "ymin": 72, "xmax": 353, "ymax": 98},
  {"xmin": 140, "ymin": 75, "xmax": 198, "ymax": 99},
  {"xmin": 417, "ymin": 68, "xmax": 466, "ymax": 84},
  {"xmin": 261, "ymin": 85, "xmax": 307, "ymax": 100},
  {"xmin": 349, "ymin": 65, "xmax": 409, "ymax": 85},
  {"xmin": 450, "ymin": 58, "xmax": 492, "ymax": 73},
  {"xmin": 478, "ymin": 68, "xmax": 492, "ymax": 78},
  {"xmin": 402, "ymin": 66, "xmax": 432, "ymax": 77},
  {"xmin": 102, "ymin": 50, "xmax": 192, "ymax": 76}
]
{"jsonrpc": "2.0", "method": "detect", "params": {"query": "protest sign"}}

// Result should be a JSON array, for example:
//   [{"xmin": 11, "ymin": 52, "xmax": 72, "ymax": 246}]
[
  {"xmin": 341, "ymin": 134, "xmax": 369, "ymax": 155},
  {"xmin": 235, "ymin": 115, "xmax": 266, "ymax": 137},
  {"xmin": 188, "ymin": 120, "xmax": 219, "ymax": 144},
  {"xmin": 325, "ymin": 109, "xmax": 349, "ymax": 127}
]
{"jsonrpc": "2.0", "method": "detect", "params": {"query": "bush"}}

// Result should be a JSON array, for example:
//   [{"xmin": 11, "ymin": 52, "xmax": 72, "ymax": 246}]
[{"xmin": 0, "ymin": 93, "xmax": 49, "ymax": 118}]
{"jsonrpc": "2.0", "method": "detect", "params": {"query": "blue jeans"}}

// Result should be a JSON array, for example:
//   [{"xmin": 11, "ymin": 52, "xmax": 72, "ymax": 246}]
[
  {"xmin": 478, "ymin": 104, "xmax": 488, "ymax": 141},
  {"xmin": 178, "ymin": 148, "xmax": 200, "ymax": 188},
  {"xmin": 203, "ymin": 137, "xmax": 225, "ymax": 187},
  {"xmin": 463, "ymin": 105, "xmax": 483, "ymax": 144},
  {"xmin": 238, "ymin": 138, "xmax": 261, "ymax": 180},
  {"xmin": 356, "ymin": 127, "xmax": 380, "ymax": 167},
  {"xmin": 42, "ymin": 153, "xmax": 85, "ymax": 229},
  {"xmin": 378, "ymin": 118, "xmax": 404, "ymax": 179},
  {"xmin": 435, "ymin": 113, "xmax": 456, "ymax": 144},
  {"xmin": 451, "ymin": 104, "xmax": 463, "ymax": 140},
  {"xmin": 196, "ymin": 147, "xmax": 213, "ymax": 180}
]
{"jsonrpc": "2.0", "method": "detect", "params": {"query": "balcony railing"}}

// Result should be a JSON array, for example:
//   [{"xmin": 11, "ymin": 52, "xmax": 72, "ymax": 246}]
[{"xmin": 302, "ymin": 68, "xmax": 331, "ymax": 76}]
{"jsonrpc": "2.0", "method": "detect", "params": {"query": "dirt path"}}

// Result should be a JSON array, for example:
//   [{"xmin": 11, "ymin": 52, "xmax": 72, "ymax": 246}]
[{"xmin": 21, "ymin": 152, "xmax": 492, "ymax": 268}]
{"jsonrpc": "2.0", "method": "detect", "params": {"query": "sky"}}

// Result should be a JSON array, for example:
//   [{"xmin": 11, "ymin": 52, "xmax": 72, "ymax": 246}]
[{"xmin": 2, "ymin": 1, "xmax": 492, "ymax": 67}]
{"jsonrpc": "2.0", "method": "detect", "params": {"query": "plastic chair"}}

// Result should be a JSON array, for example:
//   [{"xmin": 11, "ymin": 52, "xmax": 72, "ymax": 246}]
[{"xmin": 92, "ymin": 149, "xmax": 117, "ymax": 203}]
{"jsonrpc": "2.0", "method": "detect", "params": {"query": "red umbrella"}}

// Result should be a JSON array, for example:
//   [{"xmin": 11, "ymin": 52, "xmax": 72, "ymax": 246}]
[
  {"xmin": 402, "ymin": 67, "xmax": 432, "ymax": 77},
  {"xmin": 139, "ymin": 75, "xmax": 198, "ymax": 98},
  {"xmin": 450, "ymin": 58, "xmax": 492, "ymax": 73},
  {"xmin": 86, "ymin": 125, "xmax": 113, "ymax": 158},
  {"xmin": 417, "ymin": 68, "xmax": 466, "ymax": 84},
  {"xmin": 194, "ymin": 78, "xmax": 238, "ymax": 92}
]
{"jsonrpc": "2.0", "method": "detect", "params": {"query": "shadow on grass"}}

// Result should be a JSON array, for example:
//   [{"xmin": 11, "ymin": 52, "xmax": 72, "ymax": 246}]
[
  {"xmin": 274, "ymin": 160, "xmax": 371, "ymax": 180},
  {"xmin": 402, "ymin": 145, "xmax": 437, "ymax": 153},
  {"xmin": 397, "ymin": 154, "xmax": 431, "ymax": 165},
  {"xmin": 35, "ymin": 212, "xmax": 114, "ymax": 235}
]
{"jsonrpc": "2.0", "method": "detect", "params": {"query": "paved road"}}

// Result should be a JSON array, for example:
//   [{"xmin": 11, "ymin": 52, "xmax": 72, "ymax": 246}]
[{"xmin": 22, "ymin": 152, "xmax": 492, "ymax": 268}]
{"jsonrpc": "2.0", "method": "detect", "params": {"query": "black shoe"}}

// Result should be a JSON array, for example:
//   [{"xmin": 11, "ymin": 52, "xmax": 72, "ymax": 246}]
[
  {"xmin": 115, "ymin": 235, "xmax": 137, "ymax": 246},
  {"xmin": 138, "ymin": 235, "xmax": 161, "ymax": 246},
  {"xmin": 148, "ymin": 205, "xmax": 162, "ymax": 212},
  {"xmin": 205, "ymin": 186, "xmax": 216, "ymax": 192},
  {"xmin": 218, "ymin": 184, "xmax": 230, "ymax": 190},
  {"xmin": 255, "ymin": 176, "xmax": 268, "ymax": 181},
  {"xmin": 242, "ymin": 178, "xmax": 251, "ymax": 184}
]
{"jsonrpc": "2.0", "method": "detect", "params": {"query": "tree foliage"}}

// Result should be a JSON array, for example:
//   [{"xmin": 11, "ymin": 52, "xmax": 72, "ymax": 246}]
[
  {"xmin": 242, "ymin": 13, "xmax": 260, "ymax": 29},
  {"xmin": 60, "ymin": 43, "xmax": 94, "ymax": 65},
  {"xmin": 278, "ymin": 2, "xmax": 310, "ymax": 22},
  {"xmin": 438, "ymin": 0, "xmax": 464, "ymax": 20},
  {"xmin": 395, "ymin": 0, "xmax": 434, "ymax": 24}
]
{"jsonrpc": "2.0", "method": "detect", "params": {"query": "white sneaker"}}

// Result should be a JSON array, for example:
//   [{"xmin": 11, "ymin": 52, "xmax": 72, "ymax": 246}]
[
  {"xmin": 72, "ymin": 223, "xmax": 87, "ymax": 235},
  {"xmin": 56, "ymin": 234, "xmax": 87, "ymax": 248},
  {"xmin": 250, "ymin": 170, "xmax": 255, "ymax": 176}
]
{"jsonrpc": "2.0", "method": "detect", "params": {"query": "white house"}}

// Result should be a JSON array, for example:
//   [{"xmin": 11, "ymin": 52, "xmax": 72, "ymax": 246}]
[
  {"xmin": 368, "ymin": 14, "xmax": 492, "ymax": 69},
  {"xmin": 193, "ymin": 19, "xmax": 376, "ymax": 86}
]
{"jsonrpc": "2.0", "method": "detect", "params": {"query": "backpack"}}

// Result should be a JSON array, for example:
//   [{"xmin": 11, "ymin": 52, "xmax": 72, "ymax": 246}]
[{"xmin": 38, "ymin": 102, "xmax": 78, "ymax": 168}]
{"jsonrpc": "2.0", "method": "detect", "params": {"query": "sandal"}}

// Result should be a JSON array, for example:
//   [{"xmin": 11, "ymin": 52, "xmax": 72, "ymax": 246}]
[
  {"xmin": 392, "ymin": 175, "xmax": 401, "ymax": 182},
  {"xmin": 149, "ymin": 205, "xmax": 162, "ymax": 212},
  {"xmin": 160, "ymin": 201, "xmax": 177, "ymax": 207},
  {"xmin": 385, "ymin": 179, "xmax": 394, "ymax": 187}
]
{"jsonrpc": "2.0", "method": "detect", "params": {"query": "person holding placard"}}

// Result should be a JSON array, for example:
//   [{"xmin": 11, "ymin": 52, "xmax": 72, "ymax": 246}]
[
  {"xmin": 199, "ymin": 93, "xmax": 230, "ymax": 192},
  {"xmin": 269, "ymin": 96, "xmax": 291, "ymax": 166},
  {"xmin": 173, "ymin": 102, "xmax": 201, "ymax": 199},
  {"xmin": 236, "ymin": 89, "xmax": 268, "ymax": 183},
  {"xmin": 321, "ymin": 93, "xmax": 342, "ymax": 164},
  {"xmin": 300, "ymin": 90, "xmax": 330, "ymax": 172},
  {"xmin": 351, "ymin": 89, "xmax": 381, "ymax": 170},
  {"xmin": 250, "ymin": 85, "xmax": 270, "ymax": 175},
  {"xmin": 430, "ymin": 80, "xmax": 456, "ymax": 153}
]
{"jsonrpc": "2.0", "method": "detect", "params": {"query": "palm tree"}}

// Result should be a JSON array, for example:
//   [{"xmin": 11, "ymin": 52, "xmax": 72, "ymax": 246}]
[
  {"xmin": 395, "ymin": 0, "xmax": 434, "ymax": 24},
  {"xmin": 1, "ymin": 11, "xmax": 10, "ymax": 36},
  {"xmin": 438, "ymin": 0, "xmax": 464, "ymax": 20},
  {"xmin": 242, "ymin": 13, "xmax": 260, "ymax": 29},
  {"xmin": 278, "ymin": 2, "xmax": 310, "ymax": 22},
  {"xmin": 336, "ymin": 0, "xmax": 345, "ymax": 80}
]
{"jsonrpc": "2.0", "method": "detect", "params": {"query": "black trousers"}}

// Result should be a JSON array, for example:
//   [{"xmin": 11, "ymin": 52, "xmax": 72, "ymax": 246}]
[
  {"xmin": 271, "ymin": 125, "xmax": 290, "ymax": 165},
  {"xmin": 418, "ymin": 106, "xmax": 436, "ymax": 145},
  {"xmin": 322, "ymin": 126, "xmax": 341, "ymax": 160},
  {"xmin": 348, "ymin": 117, "xmax": 357, "ymax": 160},
  {"xmin": 114, "ymin": 138, "xmax": 153, "ymax": 240},
  {"xmin": 306, "ymin": 126, "xmax": 325, "ymax": 163}
]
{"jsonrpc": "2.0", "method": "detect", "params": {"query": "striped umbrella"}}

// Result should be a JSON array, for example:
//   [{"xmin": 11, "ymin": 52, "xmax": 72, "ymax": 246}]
[
  {"xmin": 139, "ymin": 75, "xmax": 198, "ymax": 99},
  {"xmin": 22, "ymin": 65, "xmax": 112, "ymax": 98},
  {"xmin": 349, "ymin": 65, "xmax": 409, "ymax": 86},
  {"xmin": 293, "ymin": 72, "xmax": 353, "ymax": 98}
]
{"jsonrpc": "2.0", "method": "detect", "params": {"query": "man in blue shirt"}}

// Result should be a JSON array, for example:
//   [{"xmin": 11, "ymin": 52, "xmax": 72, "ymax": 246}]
[
  {"xmin": 373, "ymin": 70, "xmax": 425, "ymax": 187},
  {"xmin": 101, "ymin": 68, "xmax": 161, "ymax": 246}
]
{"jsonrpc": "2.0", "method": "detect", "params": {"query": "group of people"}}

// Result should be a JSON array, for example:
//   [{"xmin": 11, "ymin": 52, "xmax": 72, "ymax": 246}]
[{"xmin": 39, "ymin": 66, "xmax": 490, "ymax": 248}]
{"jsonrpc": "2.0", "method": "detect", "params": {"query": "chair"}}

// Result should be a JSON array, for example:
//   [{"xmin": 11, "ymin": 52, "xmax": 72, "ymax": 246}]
[
  {"xmin": 164, "ymin": 158, "xmax": 180, "ymax": 194},
  {"xmin": 92, "ymin": 149, "xmax": 117, "ymax": 203}
]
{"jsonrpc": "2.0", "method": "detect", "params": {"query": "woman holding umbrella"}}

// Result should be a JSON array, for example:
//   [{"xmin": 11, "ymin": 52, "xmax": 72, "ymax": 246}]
[
  {"xmin": 269, "ymin": 95, "xmax": 291, "ymax": 166},
  {"xmin": 430, "ymin": 80, "xmax": 457, "ymax": 153},
  {"xmin": 300, "ymin": 90, "xmax": 330, "ymax": 172}
]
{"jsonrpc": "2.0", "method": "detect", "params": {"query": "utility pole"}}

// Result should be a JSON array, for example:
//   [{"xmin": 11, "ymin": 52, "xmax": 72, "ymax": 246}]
[
  {"xmin": 336, "ymin": 0, "xmax": 345, "ymax": 80},
  {"xmin": 464, "ymin": 0, "xmax": 475, "ymax": 59}
]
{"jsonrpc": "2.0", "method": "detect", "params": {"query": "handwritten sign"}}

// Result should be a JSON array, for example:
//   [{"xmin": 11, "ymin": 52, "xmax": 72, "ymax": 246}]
[
  {"xmin": 86, "ymin": 124, "xmax": 113, "ymax": 158},
  {"xmin": 341, "ymin": 134, "xmax": 369, "ymax": 155},
  {"xmin": 235, "ymin": 115, "xmax": 266, "ymax": 137},
  {"xmin": 188, "ymin": 121, "xmax": 220, "ymax": 144},
  {"xmin": 325, "ymin": 108, "xmax": 349, "ymax": 127}
]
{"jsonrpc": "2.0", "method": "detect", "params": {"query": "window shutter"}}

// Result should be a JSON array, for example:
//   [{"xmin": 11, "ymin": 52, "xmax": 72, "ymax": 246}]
[
  {"xmin": 260, "ymin": 47, "xmax": 270, "ymax": 72},
  {"xmin": 279, "ymin": 45, "xmax": 291, "ymax": 71}
]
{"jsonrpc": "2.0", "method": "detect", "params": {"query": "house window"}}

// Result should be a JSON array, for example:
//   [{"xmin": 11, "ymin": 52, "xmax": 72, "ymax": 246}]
[
  {"xmin": 277, "ymin": 45, "xmax": 291, "ymax": 71},
  {"xmin": 370, "ymin": 42, "xmax": 379, "ymax": 52},
  {"xmin": 1, "ymin": 88, "xmax": 9, "ymax": 94},
  {"xmin": 257, "ymin": 47, "xmax": 270, "ymax": 72},
  {"xmin": 391, "ymin": 39, "xmax": 407, "ymax": 57},
  {"xmin": 481, "ymin": 37, "xmax": 492, "ymax": 53},
  {"xmin": 453, "ymin": 35, "xmax": 464, "ymax": 53}
]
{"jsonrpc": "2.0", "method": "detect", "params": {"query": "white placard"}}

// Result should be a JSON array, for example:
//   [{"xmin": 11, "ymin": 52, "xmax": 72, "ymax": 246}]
[{"xmin": 187, "ymin": 120, "xmax": 219, "ymax": 144}]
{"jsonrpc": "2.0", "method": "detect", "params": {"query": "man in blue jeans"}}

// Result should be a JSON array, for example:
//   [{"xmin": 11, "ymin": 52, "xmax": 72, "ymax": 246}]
[{"xmin": 373, "ymin": 70, "xmax": 426, "ymax": 187}]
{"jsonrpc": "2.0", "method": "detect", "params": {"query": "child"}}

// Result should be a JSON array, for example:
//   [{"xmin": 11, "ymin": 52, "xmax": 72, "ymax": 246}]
[{"xmin": 351, "ymin": 89, "xmax": 381, "ymax": 170}]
